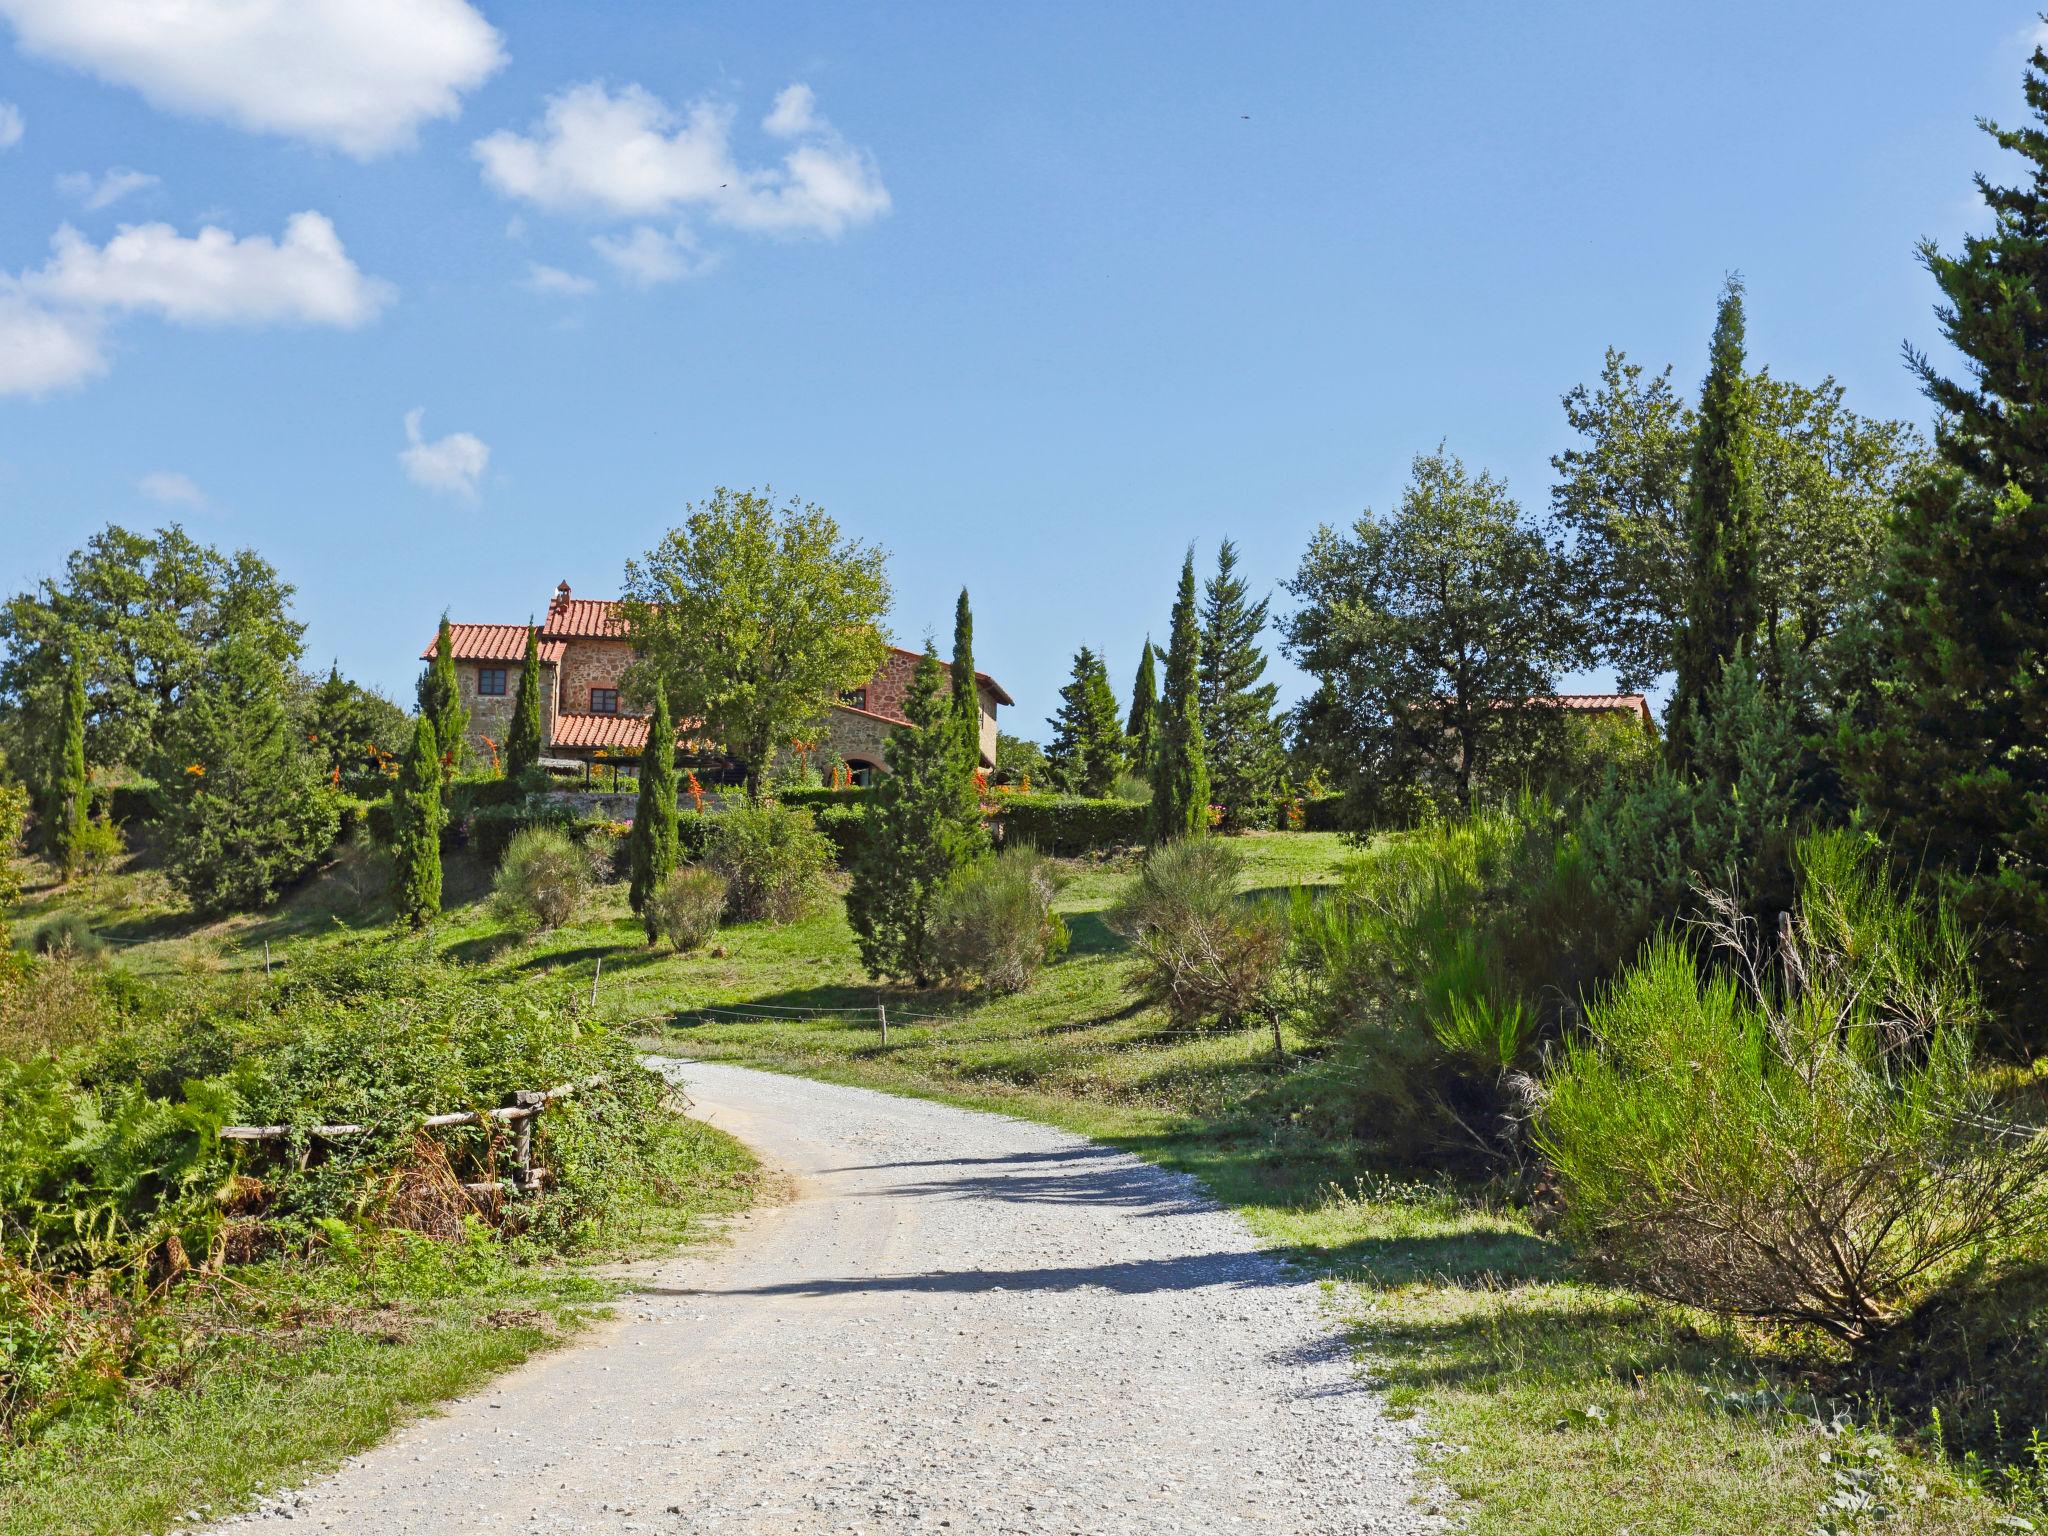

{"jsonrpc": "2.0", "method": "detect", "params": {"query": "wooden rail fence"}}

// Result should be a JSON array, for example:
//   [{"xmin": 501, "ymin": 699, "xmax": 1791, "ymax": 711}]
[{"xmin": 214, "ymin": 1074, "xmax": 608, "ymax": 1198}]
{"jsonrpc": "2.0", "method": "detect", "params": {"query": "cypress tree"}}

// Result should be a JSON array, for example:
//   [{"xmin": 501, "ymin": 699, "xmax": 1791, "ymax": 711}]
[
  {"xmin": 417, "ymin": 614, "xmax": 468, "ymax": 782},
  {"xmin": 1197, "ymin": 539, "xmax": 1286, "ymax": 829},
  {"xmin": 391, "ymin": 714, "xmax": 442, "ymax": 927},
  {"xmin": 950, "ymin": 587, "xmax": 982, "ymax": 772},
  {"xmin": 847, "ymin": 646, "xmax": 989, "ymax": 984},
  {"xmin": 1150, "ymin": 550, "xmax": 1210, "ymax": 841},
  {"xmin": 1843, "ymin": 37, "xmax": 2048, "ymax": 1048},
  {"xmin": 1667, "ymin": 278, "xmax": 1761, "ymax": 775},
  {"xmin": 48, "ymin": 658, "xmax": 87, "ymax": 876},
  {"xmin": 504, "ymin": 623, "xmax": 544, "ymax": 780},
  {"xmin": 1126, "ymin": 640, "xmax": 1159, "ymax": 777},
  {"xmin": 1044, "ymin": 646, "xmax": 1126, "ymax": 797},
  {"xmin": 628, "ymin": 688, "xmax": 679, "ymax": 938}
]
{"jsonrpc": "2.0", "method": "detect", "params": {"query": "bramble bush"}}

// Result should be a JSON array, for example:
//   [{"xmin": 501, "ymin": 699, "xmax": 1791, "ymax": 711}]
[
  {"xmin": 1107, "ymin": 839, "xmax": 1288, "ymax": 1027},
  {"xmin": 706, "ymin": 799, "xmax": 831, "ymax": 923},
  {"xmin": 930, "ymin": 845, "xmax": 1070, "ymax": 994},
  {"xmin": 1540, "ymin": 830, "xmax": 2048, "ymax": 1347}
]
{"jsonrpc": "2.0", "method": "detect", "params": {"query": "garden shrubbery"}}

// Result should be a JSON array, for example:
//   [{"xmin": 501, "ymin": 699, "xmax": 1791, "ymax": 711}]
[
  {"xmin": 492, "ymin": 826, "xmax": 588, "ymax": 931},
  {"xmin": 992, "ymin": 793, "xmax": 1148, "ymax": 854},
  {"xmin": 649, "ymin": 867, "xmax": 726, "ymax": 951},
  {"xmin": 930, "ymin": 845, "xmax": 1070, "ymax": 993},
  {"xmin": 705, "ymin": 799, "xmax": 831, "ymax": 922},
  {"xmin": 1540, "ymin": 830, "xmax": 2048, "ymax": 1346},
  {"xmin": 1107, "ymin": 839, "xmax": 1289, "ymax": 1027}
]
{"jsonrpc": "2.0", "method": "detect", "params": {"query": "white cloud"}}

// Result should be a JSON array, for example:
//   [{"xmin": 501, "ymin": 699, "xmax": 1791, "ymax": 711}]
[
  {"xmin": 0, "ymin": 0, "xmax": 504, "ymax": 158},
  {"xmin": 56, "ymin": 166, "xmax": 160, "ymax": 210},
  {"xmin": 523, "ymin": 261, "xmax": 595, "ymax": 296},
  {"xmin": 0, "ymin": 285, "xmax": 104, "ymax": 396},
  {"xmin": 591, "ymin": 225, "xmax": 713, "ymax": 286},
  {"xmin": 0, "ymin": 101, "xmax": 21, "ymax": 149},
  {"xmin": 763, "ymin": 83, "xmax": 818, "ymax": 139},
  {"xmin": 28, "ymin": 212, "xmax": 392, "ymax": 326},
  {"xmin": 474, "ymin": 80, "xmax": 889, "ymax": 238},
  {"xmin": 138, "ymin": 469, "xmax": 206, "ymax": 508},
  {"xmin": 400, "ymin": 408, "xmax": 489, "ymax": 499}
]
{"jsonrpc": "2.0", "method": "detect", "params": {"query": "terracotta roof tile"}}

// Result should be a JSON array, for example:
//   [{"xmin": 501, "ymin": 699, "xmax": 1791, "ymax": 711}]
[
  {"xmin": 422, "ymin": 624, "xmax": 565, "ymax": 666},
  {"xmin": 549, "ymin": 712, "xmax": 717, "ymax": 753}
]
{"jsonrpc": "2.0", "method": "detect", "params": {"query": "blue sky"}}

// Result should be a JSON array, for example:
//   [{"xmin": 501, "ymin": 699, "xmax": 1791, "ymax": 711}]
[{"xmin": 0, "ymin": 2, "xmax": 2035, "ymax": 736}]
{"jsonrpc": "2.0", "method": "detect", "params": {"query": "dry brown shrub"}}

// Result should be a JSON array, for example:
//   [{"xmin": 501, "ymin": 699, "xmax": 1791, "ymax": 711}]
[{"xmin": 372, "ymin": 1134, "xmax": 482, "ymax": 1238}]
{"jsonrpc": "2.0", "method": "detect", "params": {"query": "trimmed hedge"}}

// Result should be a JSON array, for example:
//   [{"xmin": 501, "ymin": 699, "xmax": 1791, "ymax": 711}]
[
  {"xmin": 991, "ymin": 794, "xmax": 1146, "ymax": 854},
  {"xmin": 1301, "ymin": 794, "xmax": 1347, "ymax": 832},
  {"xmin": 776, "ymin": 786, "xmax": 875, "ymax": 811},
  {"xmin": 813, "ymin": 803, "xmax": 867, "ymax": 863}
]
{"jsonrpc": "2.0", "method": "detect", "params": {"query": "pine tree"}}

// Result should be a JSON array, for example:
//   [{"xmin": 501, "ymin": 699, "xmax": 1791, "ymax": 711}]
[
  {"xmin": 1197, "ymin": 539, "xmax": 1286, "ymax": 829},
  {"xmin": 1044, "ymin": 646, "xmax": 1126, "ymax": 797},
  {"xmin": 1150, "ymin": 550, "xmax": 1211, "ymax": 840},
  {"xmin": 48, "ymin": 657, "xmax": 87, "ymax": 876},
  {"xmin": 418, "ymin": 614, "xmax": 468, "ymax": 782},
  {"xmin": 504, "ymin": 623, "xmax": 544, "ymax": 780},
  {"xmin": 1126, "ymin": 640, "xmax": 1159, "ymax": 777},
  {"xmin": 628, "ymin": 688, "xmax": 679, "ymax": 938},
  {"xmin": 847, "ymin": 646, "xmax": 989, "ymax": 984},
  {"xmin": 950, "ymin": 587, "xmax": 982, "ymax": 772},
  {"xmin": 154, "ymin": 632, "xmax": 339, "ymax": 914},
  {"xmin": 1842, "ymin": 39, "xmax": 2048, "ymax": 1049},
  {"xmin": 1667, "ymin": 278, "xmax": 1762, "ymax": 774},
  {"xmin": 391, "ymin": 714, "xmax": 442, "ymax": 928}
]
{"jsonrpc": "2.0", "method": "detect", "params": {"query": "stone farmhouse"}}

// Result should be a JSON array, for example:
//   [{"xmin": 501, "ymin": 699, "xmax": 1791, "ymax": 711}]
[{"xmin": 422, "ymin": 582, "xmax": 1012, "ymax": 783}]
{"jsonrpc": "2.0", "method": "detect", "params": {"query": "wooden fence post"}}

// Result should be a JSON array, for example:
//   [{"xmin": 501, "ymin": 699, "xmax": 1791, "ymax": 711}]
[
  {"xmin": 589, "ymin": 957, "xmax": 602, "ymax": 1011},
  {"xmin": 1270, "ymin": 1009, "xmax": 1285, "ymax": 1069},
  {"xmin": 263, "ymin": 940, "xmax": 272, "ymax": 978},
  {"xmin": 877, "ymin": 1002, "xmax": 888, "ymax": 1047},
  {"xmin": 513, "ymin": 1090, "xmax": 546, "ymax": 1195}
]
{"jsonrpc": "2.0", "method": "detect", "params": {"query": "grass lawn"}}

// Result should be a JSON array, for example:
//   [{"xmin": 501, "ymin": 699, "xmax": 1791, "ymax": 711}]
[{"xmin": 8, "ymin": 828, "xmax": 2036, "ymax": 1533}]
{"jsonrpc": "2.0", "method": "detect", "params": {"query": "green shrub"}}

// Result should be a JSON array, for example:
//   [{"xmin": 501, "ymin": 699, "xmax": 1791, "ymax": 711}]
[
  {"xmin": 775, "ymin": 785, "xmax": 874, "ymax": 811},
  {"xmin": 23, "ymin": 913, "xmax": 104, "ymax": 960},
  {"xmin": 1107, "ymin": 839, "xmax": 1287, "ymax": 1027},
  {"xmin": 492, "ymin": 826, "xmax": 587, "ymax": 932},
  {"xmin": 1539, "ymin": 830, "xmax": 2048, "ymax": 1346},
  {"xmin": 649, "ymin": 867, "xmax": 726, "ymax": 951},
  {"xmin": 811, "ymin": 802, "xmax": 867, "ymax": 863},
  {"xmin": 68, "ymin": 812, "xmax": 123, "ymax": 877},
  {"xmin": 992, "ymin": 793, "xmax": 1146, "ymax": 854},
  {"xmin": 705, "ymin": 800, "xmax": 831, "ymax": 923},
  {"xmin": 930, "ymin": 846, "xmax": 1070, "ymax": 993}
]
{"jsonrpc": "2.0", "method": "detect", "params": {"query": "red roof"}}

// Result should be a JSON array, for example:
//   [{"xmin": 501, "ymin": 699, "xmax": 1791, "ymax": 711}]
[
  {"xmin": 884, "ymin": 645, "xmax": 1014, "ymax": 706},
  {"xmin": 1549, "ymin": 694, "xmax": 1653, "ymax": 727},
  {"xmin": 548, "ymin": 712, "xmax": 716, "ymax": 753},
  {"xmin": 542, "ymin": 582, "xmax": 630, "ymax": 640},
  {"xmin": 422, "ymin": 624, "xmax": 565, "ymax": 666}
]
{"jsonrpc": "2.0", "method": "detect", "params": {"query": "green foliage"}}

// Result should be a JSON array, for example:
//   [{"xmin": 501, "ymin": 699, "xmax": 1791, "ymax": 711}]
[
  {"xmin": 308, "ymin": 665, "xmax": 409, "ymax": 798},
  {"xmin": 503, "ymin": 625, "xmax": 544, "ymax": 780},
  {"xmin": 619, "ymin": 486, "xmax": 890, "ymax": 794},
  {"xmin": 847, "ymin": 647, "xmax": 989, "ymax": 982},
  {"xmin": 1580, "ymin": 656, "xmax": 1809, "ymax": 968},
  {"xmin": 1537, "ymin": 709, "xmax": 1661, "ymax": 811},
  {"xmin": 492, "ymin": 826, "xmax": 586, "ymax": 932},
  {"xmin": 390, "ymin": 716, "xmax": 442, "ymax": 928},
  {"xmin": 991, "ymin": 792, "xmax": 1147, "ymax": 853},
  {"xmin": 1108, "ymin": 838, "xmax": 1287, "ymax": 1026},
  {"xmin": 951, "ymin": 587, "xmax": 982, "ymax": 770},
  {"xmin": 1551, "ymin": 350, "xmax": 1925, "ymax": 697},
  {"xmin": 1839, "ymin": 43, "xmax": 2048, "ymax": 1052},
  {"xmin": 417, "ymin": 616, "xmax": 468, "ymax": 782},
  {"xmin": 151, "ymin": 633, "xmax": 338, "ymax": 915},
  {"xmin": 992, "ymin": 732, "xmax": 1047, "ymax": 788},
  {"xmin": 1669, "ymin": 277, "xmax": 1763, "ymax": 773},
  {"xmin": 0, "ymin": 766, "xmax": 27, "ymax": 913},
  {"xmin": 929, "ymin": 845, "xmax": 1070, "ymax": 994},
  {"xmin": 1044, "ymin": 644, "xmax": 1126, "ymax": 797},
  {"xmin": 1149, "ymin": 550, "xmax": 1210, "ymax": 842},
  {"xmin": 627, "ymin": 690, "xmax": 679, "ymax": 937},
  {"xmin": 23, "ymin": 912, "xmax": 104, "ymax": 959},
  {"xmin": 1284, "ymin": 449, "xmax": 1576, "ymax": 822},
  {"xmin": 648, "ymin": 866, "xmax": 726, "ymax": 952},
  {"xmin": 68, "ymin": 808, "xmax": 124, "ymax": 877},
  {"xmin": 1540, "ymin": 831, "xmax": 2048, "ymax": 1347},
  {"xmin": 47, "ymin": 659, "xmax": 87, "ymax": 875},
  {"xmin": 1198, "ymin": 539, "xmax": 1286, "ymax": 831},
  {"xmin": 1125, "ymin": 640, "xmax": 1159, "ymax": 777},
  {"xmin": 706, "ymin": 798, "xmax": 832, "ymax": 923},
  {"xmin": 0, "ymin": 524, "xmax": 302, "ymax": 785}
]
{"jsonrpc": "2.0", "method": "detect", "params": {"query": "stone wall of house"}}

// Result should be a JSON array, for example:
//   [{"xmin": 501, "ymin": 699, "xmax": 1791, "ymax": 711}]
[
  {"xmin": 823, "ymin": 706, "xmax": 895, "ymax": 776},
  {"xmin": 555, "ymin": 639, "xmax": 639, "ymax": 720},
  {"xmin": 854, "ymin": 651, "xmax": 1000, "ymax": 767},
  {"xmin": 453, "ymin": 660, "xmax": 558, "ymax": 767}
]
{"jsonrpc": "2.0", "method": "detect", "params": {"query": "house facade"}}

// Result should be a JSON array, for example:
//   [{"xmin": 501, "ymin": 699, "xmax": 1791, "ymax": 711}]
[{"xmin": 422, "ymin": 582, "xmax": 1010, "ymax": 780}]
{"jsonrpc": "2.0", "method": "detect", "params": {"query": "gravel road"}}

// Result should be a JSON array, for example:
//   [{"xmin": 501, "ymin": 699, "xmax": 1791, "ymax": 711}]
[{"xmin": 213, "ymin": 1061, "xmax": 1441, "ymax": 1535}]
